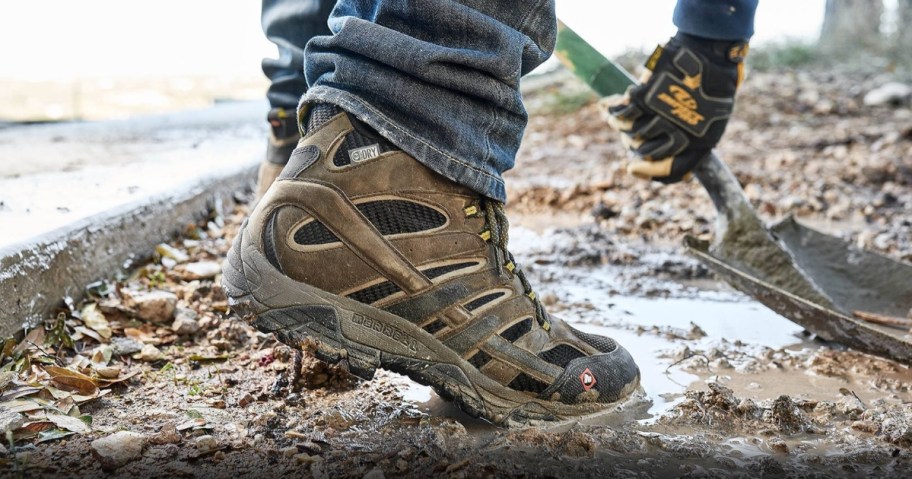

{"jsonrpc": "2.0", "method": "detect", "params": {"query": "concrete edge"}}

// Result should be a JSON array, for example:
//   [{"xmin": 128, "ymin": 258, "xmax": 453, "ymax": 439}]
[{"xmin": 0, "ymin": 161, "xmax": 257, "ymax": 337}]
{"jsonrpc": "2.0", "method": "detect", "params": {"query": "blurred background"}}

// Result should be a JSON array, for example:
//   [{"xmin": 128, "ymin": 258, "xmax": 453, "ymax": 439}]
[{"xmin": 0, "ymin": 0, "xmax": 909, "ymax": 123}]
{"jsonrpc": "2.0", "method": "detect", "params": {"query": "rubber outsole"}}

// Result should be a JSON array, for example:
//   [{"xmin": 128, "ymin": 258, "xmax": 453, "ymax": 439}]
[{"xmin": 221, "ymin": 227, "xmax": 641, "ymax": 426}]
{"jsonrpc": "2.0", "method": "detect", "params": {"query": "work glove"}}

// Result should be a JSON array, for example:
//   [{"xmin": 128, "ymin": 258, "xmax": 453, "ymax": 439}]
[{"xmin": 606, "ymin": 33, "xmax": 748, "ymax": 183}]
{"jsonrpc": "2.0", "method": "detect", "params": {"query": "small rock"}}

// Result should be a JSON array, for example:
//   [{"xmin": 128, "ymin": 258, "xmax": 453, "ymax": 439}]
[
  {"xmin": 295, "ymin": 453, "xmax": 319, "ymax": 465},
  {"xmin": 111, "ymin": 337, "xmax": 144, "ymax": 356},
  {"xmin": 156, "ymin": 243, "xmax": 189, "ymax": 263},
  {"xmin": 363, "ymin": 468, "xmax": 385, "ymax": 479},
  {"xmin": 179, "ymin": 261, "xmax": 222, "ymax": 280},
  {"xmin": 135, "ymin": 344, "xmax": 164, "ymax": 362},
  {"xmin": 194, "ymin": 434, "xmax": 218, "ymax": 453},
  {"xmin": 124, "ymin": 290, "xmax": 178, "ymax": 323},
  {"xmin": 0, "ymin": 408, "xmax": 26, "ymax": 434},
  {"xmin": 863, "ymin": 82, "xmax": 912, "ymax": 107},
  {"xmin": 238, "ymin": 393, "xmax": 256, "ymax": 408},
  {"xmin": 171, "ymin": 308, "xmax": 201, "ymax": 336},
  {"xmin": 150, "ymin": 423, "xmax": 181, "ymax": 445},
  {"xmin": 768, "ymin": 439, "xmax": 789, "ymax": 454},
  {"xmin": 91, "ymin": 431, "xmax": 147, "ymax": 470},
  {"xmin": 95, "ymin": 365, "xmax": 122, "ymax": 379},
  {"xmin": 851, "ymin": 420, "xmax": 879, "ymax": 434},
  {"xmin": 836, "ymin": 394, "xmax": 865, "ymax": 418}
]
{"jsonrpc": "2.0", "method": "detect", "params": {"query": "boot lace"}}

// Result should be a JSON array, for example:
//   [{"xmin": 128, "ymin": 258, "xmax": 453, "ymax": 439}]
[{"xmin": 467, "ymin": 200, "xmax": 551, "ymax": 331}]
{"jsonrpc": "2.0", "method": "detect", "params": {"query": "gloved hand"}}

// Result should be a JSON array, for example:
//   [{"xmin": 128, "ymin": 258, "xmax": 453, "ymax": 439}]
[{"xmin": 606, "ymin": 33, "xmax": 748, "ymax": 183}]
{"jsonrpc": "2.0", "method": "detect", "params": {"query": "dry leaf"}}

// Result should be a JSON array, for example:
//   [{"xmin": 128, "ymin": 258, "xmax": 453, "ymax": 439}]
[
  {"xmin": 90, "ymin": 346, "xmax": 114, "ymax": 366},
  {"xmin": 20, "ymin": 421, "xmax": 55, "ymax": 433},
  {"xmin": 96, "ymin": 370, "xmax": 141, "ymax": 387},
  {"xmin": 12, "ymin": 328, "xmax": 45, "ymax": 355},
  {"xmin": 0, "ymin": 371, "xmax": 18, "ymax": 392},
  {"xmin": 73, "ymin": 326, "xmax": 103, "ymax": 344},
  {"xmin": 0, "ymin": 399, "xmax": 45, "ymax": 413},
  {"xmin": 46, "ymin": 413, "xmax": 91, "ymax": 433},
  {"xmin": 80, "ymin": 303, "xmax": 112, "ymax": 339},
  {"xmin": 0, "ymin": 386, "xmax": 43, "ymax": 402},
  {"xmin": 44, "ymin": 366, "xmax": 99, "ymax": 396}
]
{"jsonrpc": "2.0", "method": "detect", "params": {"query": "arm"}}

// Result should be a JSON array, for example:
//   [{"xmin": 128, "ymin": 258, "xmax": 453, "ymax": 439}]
[{"xmin": 606, "ymin": 0, "xmax": 758, "ymax": 183}]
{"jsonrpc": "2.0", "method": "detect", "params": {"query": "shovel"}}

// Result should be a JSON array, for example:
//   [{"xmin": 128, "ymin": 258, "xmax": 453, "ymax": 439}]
[{"xmin": 554, "ymin": 22, "xmax": 912, "ymax": 365}]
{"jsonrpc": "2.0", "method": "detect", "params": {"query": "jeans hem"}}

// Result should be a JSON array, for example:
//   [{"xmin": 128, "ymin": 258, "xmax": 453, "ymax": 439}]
[{"xmin": 300, "ymin": 86, "xmax": 508, "ymax": 202}]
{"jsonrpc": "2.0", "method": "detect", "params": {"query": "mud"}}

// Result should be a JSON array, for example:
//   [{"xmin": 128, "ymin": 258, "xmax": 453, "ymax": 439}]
[
  {"xmin": 772, "ymin": 218, "xmax": 912, "ymax": 319},
  {"xmin": 714, "ymin": 209, "xmax": 835, "ymax": 308},
  {"xmin": 3, "ymin": 69, "xmax": 912, "ymax": 477}
]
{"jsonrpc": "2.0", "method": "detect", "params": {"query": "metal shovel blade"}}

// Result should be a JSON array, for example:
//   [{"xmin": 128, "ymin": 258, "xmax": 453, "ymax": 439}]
[
  {"xmin": 686, "ymin": 152, "xmax": 912, "ymax": 365},
  {"xmin": 684, "ymin": 228, "xmax": 912, "ymax": 365},
  {"xmin": 554, "ymin": 22, "xmax": 912, "ymax": 364}
]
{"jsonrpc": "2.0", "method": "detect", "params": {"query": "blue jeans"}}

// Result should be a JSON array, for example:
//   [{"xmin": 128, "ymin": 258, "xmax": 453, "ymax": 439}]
[
  {"xmin": 262, "ymin": 0, "xmax": 756, "ymax": 201},
  {"xmin": 262, "ymin": 0, "xmax": 337, "ymax": 111},
  {"xmin": 301, "ymin": 0, "xmax": 556, "ymax": 201}
]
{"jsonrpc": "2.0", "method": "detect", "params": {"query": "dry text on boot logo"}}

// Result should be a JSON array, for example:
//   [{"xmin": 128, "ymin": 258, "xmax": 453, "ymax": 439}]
[
  {"xmin": 351, "ymin": 313, "xmax": 418, "ymax": 353},
  {"xmin": 658, "ymin": 85, "xmax": 704, "ymax": 127},
  {"xmin": 349, "ymin": 144, "xmax": 381, "ymax": 163}
]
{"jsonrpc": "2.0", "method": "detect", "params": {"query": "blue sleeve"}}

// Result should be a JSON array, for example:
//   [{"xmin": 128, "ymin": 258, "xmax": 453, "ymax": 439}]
[{"xmin": 673, "ymin": 0, "xmax": 758, "ymax": 41}]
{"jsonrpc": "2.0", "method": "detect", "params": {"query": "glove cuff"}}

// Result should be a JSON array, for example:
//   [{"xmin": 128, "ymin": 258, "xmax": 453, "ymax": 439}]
[{"xmin": 671, "ymin": 32, "xmax": 749, "ymax": 66}]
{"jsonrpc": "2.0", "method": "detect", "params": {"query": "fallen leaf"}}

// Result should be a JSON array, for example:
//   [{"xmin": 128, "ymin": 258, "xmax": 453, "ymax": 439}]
[
  {"xmin": 95, "ymin": 369, "xmax": 141, "ymax": 387},
  {"xmin": 80, "ymin": 303, "xmax": 112, "ymax": 340},
  {"xmin": 156, "ymin": 243, "xmax": 189, "ymax": 263},
  {"xmin": 124, "ymin": 328, "xmax": 156, "ymax": 344},
  {"xmin": 90, "ymin": 346, "xmax": 114, "ymax": 366},
  {"xmin": 0, "ymin": 386, "xmax": 43, "ymax": 402},
  {"xmin": 176, "ymin": 419, "xmax": 208, "ymax": 431},
  {"xmin": 0, "ymin": 399, "xmax": 44, "ymax": 413},
  {"xmin": 94, "ymin": 365, "xmax": 122, "ymax": 380},
  {"xmin": 19, "ymin": 421, "xmax": 55, "ymax": 433},
  {"xmin": 72, "ymin": 326, "xmax": 103, "ymax": 344},
  {"xmin": 54, "ymin": 396, "xmax": 76, "ymax": 415},
  {"xmin": 44, "ymin": 366, "xmax": 99, "ymax": 396},
  {"xmin": 46, "ymin": 413, "xmax": 91, "ymax": 433},
  {"xmin": 188, "ymin": 354, "xmax": 230, "ymax": 362},
  {"xmin": 0, "ymin": 371, "xmax": 18, "ymax": 392},
  {"xmin": 37, "ymin": 428, "xmax": 75, "ymax": 444},
  {"xmin": 12, "ymin": 328, "xmax": 45, "ymax": 356}
]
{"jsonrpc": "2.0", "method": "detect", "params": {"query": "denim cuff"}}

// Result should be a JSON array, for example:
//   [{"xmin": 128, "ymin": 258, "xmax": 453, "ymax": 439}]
[
  {"xmin": 301, "ymin": 87, "xmax": 509, "ymax": 202},
  {"xmin": 673, "ymin": 0, "xmax": 757, "ymax": 41}
]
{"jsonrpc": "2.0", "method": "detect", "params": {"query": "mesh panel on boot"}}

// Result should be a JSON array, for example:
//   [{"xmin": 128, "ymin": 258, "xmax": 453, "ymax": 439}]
[
  {"xmin": 464, "ymin": 292, "xmax": 506, "ymax": 312},
  {"xmin": 357, "ymin": 200, "xmax": 446, "ymax": 235},
  {"xmin": 508, "ymin": 372, "xmax": 549, "ymax": 395},
  {"xmin": 293, "ymin": 200, "xmax": 446, "ymax": 247},
  {"xmin": 500, "ymin": 318, "xmax": 532, "ymax": 342},
  {"xmin": 468, "ymin": 350, "xmax": 492, "ymax": 369},
  {"xmin": 347, "ymin": 281, "xmax": 402, "ymax": 304},
  {"xmin": 306, "ymin": 103, "xmax": 340, "ymax": 132},
  {"xmin": 293, "ymin": 220, "xmax": 340, "ymax": 245},
  {"xmin": 422, "ymin": 262, "xmax": 479, "ymax": 280},
  {"xmin": 539, "ymin": 345, "xmax": 586, "ymax": 368},
  {"xmin": 569, "ymin": 326, "xmax": 617, "ymax": 354},
  {"xmin": 423, "ymin": 319, "xmax": 447, "ymax": 335}
]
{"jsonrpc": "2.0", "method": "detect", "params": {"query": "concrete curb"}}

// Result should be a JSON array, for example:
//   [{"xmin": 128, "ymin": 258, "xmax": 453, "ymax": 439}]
[{"xmin": 0, "ymin": 162, "xmax": 256, "ymax": 337}]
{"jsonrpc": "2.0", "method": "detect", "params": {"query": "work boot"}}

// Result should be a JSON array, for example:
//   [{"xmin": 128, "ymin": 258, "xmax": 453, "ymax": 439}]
[
  {"xmin": 256, "ymin": 107, "xmax": 301, "ymax": 199},
  {"xmin": 223, "ymin": 104, "xmax": 640, "ymax": 425}
]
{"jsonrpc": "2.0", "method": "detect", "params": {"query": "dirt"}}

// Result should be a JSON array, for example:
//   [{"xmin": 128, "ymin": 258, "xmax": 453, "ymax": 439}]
[
  {"xmin": 2, "ymin": 68, "xmax": 912, "ymax": 477},
  {"xmin": 715, "ymin": 209, "xmax": 835, "ymax": 308}
]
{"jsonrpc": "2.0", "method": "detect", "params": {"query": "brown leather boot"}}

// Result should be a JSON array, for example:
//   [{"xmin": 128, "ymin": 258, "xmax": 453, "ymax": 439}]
[
  {"xmin": 255, "ymin": 107, "xmax": 301, "ymax": 200},
  {"xmin": 223, "ymin": 104, "xmax": 640, "ymax": 425}
]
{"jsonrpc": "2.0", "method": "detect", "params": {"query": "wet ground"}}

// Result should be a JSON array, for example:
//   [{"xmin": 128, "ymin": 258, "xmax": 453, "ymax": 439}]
[{"xmin": 2, "ymin": 69, "xmax": 911, "ymax": 477}]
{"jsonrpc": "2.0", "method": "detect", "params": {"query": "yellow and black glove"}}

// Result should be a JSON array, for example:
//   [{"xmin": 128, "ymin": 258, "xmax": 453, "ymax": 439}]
[{"xmin": 607, "ymin": 33, "xmax": 748, "ymax": 183}]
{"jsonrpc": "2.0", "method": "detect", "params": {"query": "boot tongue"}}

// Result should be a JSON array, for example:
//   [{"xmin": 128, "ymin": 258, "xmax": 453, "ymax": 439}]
[{"xmin": 305, "ymin": 103, "xmax": 342, "ymax": 133}]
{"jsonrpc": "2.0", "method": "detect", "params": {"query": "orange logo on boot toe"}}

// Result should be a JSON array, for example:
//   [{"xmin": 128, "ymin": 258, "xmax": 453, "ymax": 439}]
[{"xmin": 579, "ymin": 368, "xmax": 596, "ymax": 391}]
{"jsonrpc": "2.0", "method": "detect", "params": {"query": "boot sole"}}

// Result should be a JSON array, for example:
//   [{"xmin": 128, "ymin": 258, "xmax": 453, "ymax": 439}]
[{"xmin": 222, "ymin": 226, "xmax": 641, "ymax": 426}]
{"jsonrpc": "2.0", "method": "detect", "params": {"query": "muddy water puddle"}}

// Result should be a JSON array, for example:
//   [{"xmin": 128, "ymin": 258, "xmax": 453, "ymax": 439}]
[{"xmin": 399, "ymin": 224, "xmax": 911, "ymax": 428}]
